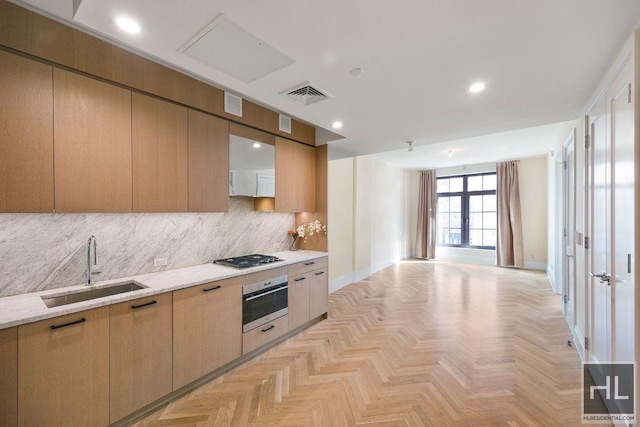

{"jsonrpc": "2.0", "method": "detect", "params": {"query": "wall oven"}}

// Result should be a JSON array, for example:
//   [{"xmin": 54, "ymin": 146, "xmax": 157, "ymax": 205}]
[{"xmin": 242, "ymin": 274, "xmax": 288, "ymax": 333}]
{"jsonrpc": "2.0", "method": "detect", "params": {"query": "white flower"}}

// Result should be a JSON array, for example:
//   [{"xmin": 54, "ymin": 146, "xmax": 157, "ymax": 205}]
[{"xmin": 294, "ymin": 220, "xmax": 327, "ymax": 242}]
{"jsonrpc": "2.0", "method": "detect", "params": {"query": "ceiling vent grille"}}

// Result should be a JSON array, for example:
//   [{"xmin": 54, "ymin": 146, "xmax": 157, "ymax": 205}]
[{"xmin": 281, "ymin": 83, "xmax": 332, "ymax": 106}]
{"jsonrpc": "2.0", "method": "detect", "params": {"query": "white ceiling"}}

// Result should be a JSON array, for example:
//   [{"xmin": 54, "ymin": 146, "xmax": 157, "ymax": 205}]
[{"xmin": 12, "ymin": 0, "xmax": 640, "ymax": 166}]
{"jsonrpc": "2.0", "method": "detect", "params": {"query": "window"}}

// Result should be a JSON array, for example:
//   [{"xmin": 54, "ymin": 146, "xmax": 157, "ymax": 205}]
[{"xmin": 437, "ymin": 173, "xmax": 497, "ymax": 249}]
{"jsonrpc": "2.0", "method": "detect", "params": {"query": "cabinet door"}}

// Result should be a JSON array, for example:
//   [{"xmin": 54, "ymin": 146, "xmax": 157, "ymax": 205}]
[
  {"xmin": 18, "ymin": 307, "xmax": 109, "ymax": 427},
  {"xmin": 288, "ymin": 273, "xmax": 310, "ymax": 330},
  {"xmin": 309, "ymin": 267, "xmax": 329, "ymax": 319},
  {"xmin": 0, "ymin": 327, "xmax": 17, "ymax": 427},
  {"xmin": 132, "ymin": 93, "xmax": 188, "ymax": 212},
  {"xmin": 297, "ymin": 143, "xmax": 316, "ymax": 212},
  {"xmin": 173, "ymin": 278, "xmax": 242, "ymax": 389},
  {"xmin": 109, "ymin": 293, "xmax": 173, "ymax": 422},
  {"xmin": 275, "ymin": 136, "xmax": 298, "ymax": 212},
  {"xmin": 0, "ymin": 50, "xmax": 53, "ymax": 212},
  {"xmin": 54, "ymin": 68, "xmax": 132, "ymax": 212},
  {"xmin": 188, "ymin": 109, "xmax": 229, "ymax": 212}
]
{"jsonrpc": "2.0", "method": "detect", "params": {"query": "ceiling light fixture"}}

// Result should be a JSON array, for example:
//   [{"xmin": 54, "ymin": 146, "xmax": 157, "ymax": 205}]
[
  {"xmin": 448, "ymin": 150, "xmax": 453, "ymax": 158},
  {"xmin": 332, "ymin": 121, "xmax": 343, "ymax": 129},
  {"xmin": 469, "ymin": 82, "xmax": 486, "ymax": 93},
  {"xmin": 407, "ymin": 141, "xmax": 414, "ymax": 152},
  {"xmin": 253, "ymin": 142, "xmax": 261, "ymax": 148},
  {"xmin": 349, "ymin": 68, "xmax": 363, "ymax": 77},
  {"xmin": 115, "ymin": 16, "xmax": 141, "ymax": 34}
]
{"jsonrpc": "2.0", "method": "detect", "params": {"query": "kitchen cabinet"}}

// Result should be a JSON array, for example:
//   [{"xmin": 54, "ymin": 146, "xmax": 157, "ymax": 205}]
[
  {"xmin": 242, "ymin": 315, "xmax": 289, "ymax": 355},
  {"xmin": 18, "ymin": 307, "xmax": 109, "ymax": 427},
  {"xmin": 0, "ymin": 50, "xmax": 53, "ymax": 213},
  {"xmin": 288, "ymin": 273, "xmax": 310, "ymax": 330},
  {"xmin": 309, "ymin": 267, "xmax": 329, "ymax": 319},
  {"xmin": 287, "ymin": 257, "xmax": 329, "ymax": 331},
  {"xmin": 173, "ymin": 277, "xmax": 242, "ymax": 389},
  {"xmin": 132, "ymin": 92, "xmax": 188, "ymax": 212},
  {"xmin": 275, "ymin": 137, "xmax": 316, "ymax": 212},
  {"xmin": 54, "ymin": 68, "xmax": 132, "ymax": 212},
  {"xmin": 188, "ymin": 109, "xmax": 229, "ymax": 212},
  {"xmin": 0, "ymin": 327, "xmax": 17, "ymax": 427},
  {"xmin": 109, "ymin": 293, "xmax": 173, "ymax": 422}
]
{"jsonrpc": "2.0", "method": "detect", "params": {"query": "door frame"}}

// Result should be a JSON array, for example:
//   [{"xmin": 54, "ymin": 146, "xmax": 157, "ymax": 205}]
[{"xmin": 562, "ymin": 129, "xmax": 576, "ymax": 327}]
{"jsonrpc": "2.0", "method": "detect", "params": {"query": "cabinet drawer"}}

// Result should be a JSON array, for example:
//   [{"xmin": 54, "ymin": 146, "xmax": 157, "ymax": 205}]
[
  {"xmin": 242, "ymin": 315, "xmax": 288, "ymax": 355},
  {"xmin": 287, "ymin": 256, "xmax": 328, "ymax": 277}
]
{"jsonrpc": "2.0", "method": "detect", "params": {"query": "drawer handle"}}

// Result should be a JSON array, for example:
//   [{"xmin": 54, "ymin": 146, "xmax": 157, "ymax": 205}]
[
  {"xmin": 50, "ymin": 317, "xmax": 86, "ymax": 330},
  {"xmin": 304, "ymin": 261, "xmax": 316, "ymax": 266},
  {"xmin": 295, "ymin": 277, "xmax": 306, "ymax": 282},
  {"xmin": 203, "ymin": 285, "xmax": 222, "ymax": 292},
  {"xmin": 261, "ymin": 325, "xmax": 275, "ymax": 332},
  {"xmin": 315, "ymin": 271, "xmax": 325, "ymax": 276},
  {"xmin": 131, "ymin": 300, "xmax": 157, "ymax": 310}
]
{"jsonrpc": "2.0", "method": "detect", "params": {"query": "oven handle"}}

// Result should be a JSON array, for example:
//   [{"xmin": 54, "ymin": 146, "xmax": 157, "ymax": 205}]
[{"xmin": 244, "ymin": 285, "xmax": 289, "ymax": 301}]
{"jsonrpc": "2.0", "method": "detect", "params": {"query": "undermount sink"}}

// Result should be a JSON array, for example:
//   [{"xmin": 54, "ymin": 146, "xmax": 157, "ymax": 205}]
[{"xmin": 41, "ymin": 282, "xmax": 147, "ymax": 308}]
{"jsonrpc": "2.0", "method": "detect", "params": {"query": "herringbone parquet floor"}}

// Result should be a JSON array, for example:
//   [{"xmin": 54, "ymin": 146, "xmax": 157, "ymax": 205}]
[{"xmin": 131, "ymin": 261, "xmax": 597, "ymax": 427}]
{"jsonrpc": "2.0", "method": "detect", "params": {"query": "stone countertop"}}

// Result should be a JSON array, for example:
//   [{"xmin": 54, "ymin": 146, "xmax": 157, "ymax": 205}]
[{"xmin": 0, "ymin": 250, "xmax": 327, "ymax": 330}]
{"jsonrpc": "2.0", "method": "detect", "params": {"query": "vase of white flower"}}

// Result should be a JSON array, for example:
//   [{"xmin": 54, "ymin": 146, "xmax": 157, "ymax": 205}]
[{"xmin": 287, "ymin": 220, "xmax": 327, "ymax": 251}]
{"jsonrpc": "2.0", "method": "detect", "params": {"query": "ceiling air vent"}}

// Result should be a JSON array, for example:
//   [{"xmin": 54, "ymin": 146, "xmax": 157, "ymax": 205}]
[
  {"xmin": 281, "ymin": 83, "xmax": 332, "ymax": 106},
  {"xmin": 279, "ymin": 114, "xmax": 291, "ymax": 133}
]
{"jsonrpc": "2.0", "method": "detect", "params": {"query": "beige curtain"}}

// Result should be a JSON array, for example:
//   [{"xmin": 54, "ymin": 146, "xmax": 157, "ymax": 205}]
[
  {"xmin": 415, "ymin": 170, "xmax": 437, "ymax": 259},
  {"xmin": 496, "ymin": 161, "xmax": 524, "ymax": 267}
]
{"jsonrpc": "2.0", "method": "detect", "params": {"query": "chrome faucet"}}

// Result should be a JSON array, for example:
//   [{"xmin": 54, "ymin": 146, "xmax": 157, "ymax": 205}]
[{"xmin": 87, "ymin": 235, "xmax": 97, "ymax": 286}]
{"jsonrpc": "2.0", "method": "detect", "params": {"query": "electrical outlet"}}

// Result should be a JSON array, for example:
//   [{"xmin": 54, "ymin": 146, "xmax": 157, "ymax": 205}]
[{"xmin": 154, "ymin": 258, "xmax": 168, "ymax": 267}]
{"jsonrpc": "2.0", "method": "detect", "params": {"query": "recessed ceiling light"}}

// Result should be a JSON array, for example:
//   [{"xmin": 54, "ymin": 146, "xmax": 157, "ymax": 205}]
[
  {"xmin": 115, "ymin": 16, "xmax": 141, "ymax": 34},
  {"xmin": 253, "ymin": 142, "xmax": 261, "ymax": 148},
  {"xmin": 332, "ymin": 121, "xmax": 343, "ymax": 129},
  {"xmin": 448, "ymin": 150, "xmax": 453, "ymax": 158},
  {"xmin": 469, "ymin": 82, "xmax": 486, "ymax": 93},
  {"xmin": 349, "ymin": 68, "xmax": 363, "ymax": 77}
]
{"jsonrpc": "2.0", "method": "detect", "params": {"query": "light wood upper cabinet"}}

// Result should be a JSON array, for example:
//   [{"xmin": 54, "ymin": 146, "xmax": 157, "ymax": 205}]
[
  {"xmin": 188, "ymin": 109, "xmax": 229, "ymax": 212},
  {"xmin": 275, "ymin": 137, "xmax": 316, "ymax": 212},
  {"xmin": 0, "ymin": 327, "xmax": 17, "ymax": 427},
  {"xmin": 132, "ymin": 93, "xmax": 188, "ymax": 212},
  {"xmin": 18, "ymin": 307, "xmax": 109, "ymax": 427},
  {"xmin": 173, "ymin": 277, "xmax": 242, "ymax": 389},
  {"xmin": 54, "ymin": 68, "xmax": 132, "ymax": 212},
  {"xmin": 298, "ymin": 143, "xmax": 316, "ymax": 212},
  {"xmin": 0, "ymin": 50, "xmax": 53, "ymax": 213},
  {"xmin": 109, "ymin": 293, "xmax": 173, "ymax": 423}
]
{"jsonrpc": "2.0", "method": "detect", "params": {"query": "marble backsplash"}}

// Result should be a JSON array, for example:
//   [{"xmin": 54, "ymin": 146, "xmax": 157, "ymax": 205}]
[{"xmin": 0, "ymin": 197, "xmax": 294, "ymax": 297}]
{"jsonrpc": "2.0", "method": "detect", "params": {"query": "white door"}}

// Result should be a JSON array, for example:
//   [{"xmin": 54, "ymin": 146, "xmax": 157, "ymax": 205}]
[
  {"xmin": 563, "ymin": 131, "xmax": 576, "ymax": 326},
  {"xmin": 588, "ymin": 96, "xmax": 611, "ymax": 366},
  {"xmin": 587, "ymin": 57, "xmax": 634, "ymax": 374},
  {"xmin": 610, "ymin": 65, "xmax": 634, "ymax": 365}
]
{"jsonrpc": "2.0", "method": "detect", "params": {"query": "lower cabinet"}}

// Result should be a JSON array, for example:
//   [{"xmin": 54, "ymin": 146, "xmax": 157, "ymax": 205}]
[
  {"xmin": 287, "ymin": 257, "xmax": 329, "ymax": 331},
  {"xmin": 288, "ymin": 273, "xmax": 310, "ymax": 330},
  {"xmin": 242, "ymin": 315, "xmax": 289, "ymax": 354},
  {"xmin": 309, "ymin": 267, "xmax": 329, "ymax": 319},
  {"xmin": 173, "ymin": 278, "xmax": 243, "ymax": 389},
  {"xmin": 18, "ymin": 307, "xmax": 110, "ymax": 427},
  {"xmin": 0, "ymin": 327, "xmax": 17, "ymax": 427},
  {"xmin": 109, "ymin": 293, "xmax": 173, "ymax": 422}
]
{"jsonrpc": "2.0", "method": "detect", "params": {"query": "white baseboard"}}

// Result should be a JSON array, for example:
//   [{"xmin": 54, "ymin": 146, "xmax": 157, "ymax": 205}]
[
  {"xmin": 524, "ymin": 261, "xmax": 547, "ymax": 271},
  {"xmin": 329, "ymin": 258, "xmax": 398, "ymax": 294},
  {"xmin": 329, "ymin": 272, "xmax": 355, "ymax": 294}
]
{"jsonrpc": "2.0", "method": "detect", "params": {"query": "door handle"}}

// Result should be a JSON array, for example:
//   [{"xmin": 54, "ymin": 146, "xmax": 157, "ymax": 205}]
[{"xmin": 590, "ymin": 271, "xmax": 611, "ymax": 284}]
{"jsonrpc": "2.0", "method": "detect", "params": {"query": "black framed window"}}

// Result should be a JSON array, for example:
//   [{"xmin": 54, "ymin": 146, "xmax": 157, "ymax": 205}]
[{"xmin": 436, "ymin": 173, "xmax": 497, "ymax": 249}]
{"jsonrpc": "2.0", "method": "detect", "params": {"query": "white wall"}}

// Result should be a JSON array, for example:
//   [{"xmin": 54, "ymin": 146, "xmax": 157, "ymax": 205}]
[
  {"xmin": 327, "ymin": 155, "xmax": 405, "ymax": 293},
  {"xmin": 519, "ymin": 156, "xmax": 549, "ymax": 270}
]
